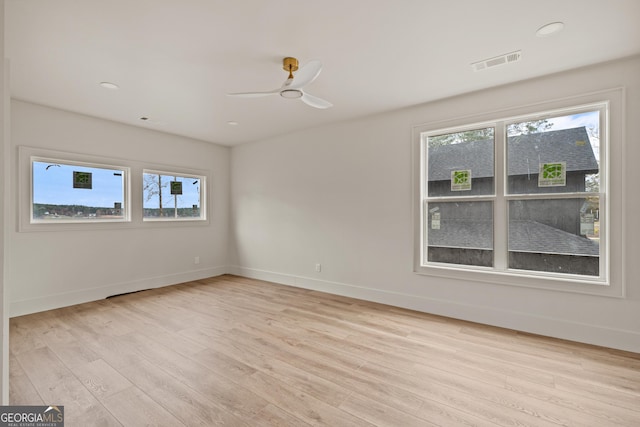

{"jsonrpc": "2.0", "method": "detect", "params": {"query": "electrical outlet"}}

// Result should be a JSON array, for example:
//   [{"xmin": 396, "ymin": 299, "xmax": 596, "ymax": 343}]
[
  {"xmin": 194, "ymin": 256, "xmax": 200, "ymax": 265},
  {"xmin": 315, "ymin": 263, "xmax": 322, "ymax": 272}
]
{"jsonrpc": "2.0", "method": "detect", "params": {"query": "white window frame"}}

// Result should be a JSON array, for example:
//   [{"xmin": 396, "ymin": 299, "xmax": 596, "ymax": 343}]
[
  {"xmin": 412, "ymin": 88, "xmax": 625, "ymax": 297},
  {"xmin": 19, "ymin": 146, "xmax": 131, "ymax": 231},
  {"xmin": 142, "ymin": 168, "xmax": 207, "ymax": 222},
  {"xmin": 19, "ymin": 147, "xmax": 211, "ymax": 231}
]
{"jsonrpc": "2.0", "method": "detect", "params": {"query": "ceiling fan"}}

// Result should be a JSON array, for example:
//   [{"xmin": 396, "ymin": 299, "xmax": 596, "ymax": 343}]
[{"xmin": 227, "ymin": 57, "xmax": 333, "ymax": 109}]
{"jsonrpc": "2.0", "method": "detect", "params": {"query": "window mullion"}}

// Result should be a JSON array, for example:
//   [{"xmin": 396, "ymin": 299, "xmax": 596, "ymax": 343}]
[{"xmin": 494, "ymin": 122, "xmax": 507, "ymax": 270}]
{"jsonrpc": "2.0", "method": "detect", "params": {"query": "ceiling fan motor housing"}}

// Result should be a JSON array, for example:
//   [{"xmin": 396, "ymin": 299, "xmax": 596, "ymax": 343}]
[{"xmin": 283, "ymin": 57, "xmax": 299, "ymax": 72}]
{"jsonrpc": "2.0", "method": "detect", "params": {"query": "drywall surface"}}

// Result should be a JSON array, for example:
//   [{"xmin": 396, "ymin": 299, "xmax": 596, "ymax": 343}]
[
  {"xmin": 230, "ymin": 56, "xmax": 640, "ymax": 352},
  {"xmin": 8, "ymin": 100, "xmax": 230, "ymax": 316},
  {"xmin": 1, "ymin": 0, "xmax": 10, "ymax": 402}
]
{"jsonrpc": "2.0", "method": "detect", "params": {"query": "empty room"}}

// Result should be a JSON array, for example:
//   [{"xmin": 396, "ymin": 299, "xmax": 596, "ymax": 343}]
[{"xmin": 1, "ymin": 1, "xmax": 639, "ymax": 426}]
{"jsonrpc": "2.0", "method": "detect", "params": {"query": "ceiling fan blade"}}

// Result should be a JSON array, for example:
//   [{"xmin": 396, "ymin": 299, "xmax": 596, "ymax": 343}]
[
  {"xmin": 227, "ymin": 89, "xmax": 280, "ymax": 98},
  {"xmin": 301, "ymin": 92, "xmax": 333, "ymax": 109},
  {"xmin": 289, "ymin": 60, "xmax": 322, "ymax": 90}
]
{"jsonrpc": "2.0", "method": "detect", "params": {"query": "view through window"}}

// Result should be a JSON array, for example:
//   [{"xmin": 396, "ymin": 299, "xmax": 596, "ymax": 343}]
[
  {"xmin": 32, "ymin": 160, "xmax": 127, "ymax": 222},
  {"xmin": 142, "ymin": 171, "xmax": 205, "ymax": 220},
  {"xmin": 421, "ymin": 106, "xmax": 603, "ymax": 280}
]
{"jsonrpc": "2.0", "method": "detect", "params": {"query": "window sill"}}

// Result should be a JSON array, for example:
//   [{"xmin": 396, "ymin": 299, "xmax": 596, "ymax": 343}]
[{"xmin": 414, "ymin": 263, "xmax": 623, "ymax": 298}]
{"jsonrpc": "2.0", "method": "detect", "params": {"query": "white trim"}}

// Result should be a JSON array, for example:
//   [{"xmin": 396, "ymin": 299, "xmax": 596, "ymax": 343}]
[
  {"xmin": 9, "ymin": 266, "xmax": 227, "ymax": 317},
  {"xmin": 412, "ymin": 88, "xmax": 624, "ymax": 297},
  {"xmin": 142, "ymin": 168, "xmax": 207, "ymax": 222},
  {"xmin": 10, "ymin": 260, "xmax": 639, "ymax": 353},
  {"xmin": 18, "ymin": 146, "xmax": 212, "ymax": 231},
  {"xmin": 228, "ymin": 266, "xmax": 640, "ymax": 353},
  {"xmin": 29, "ymin": 155, "xmax": 131, "ymax": 224}
]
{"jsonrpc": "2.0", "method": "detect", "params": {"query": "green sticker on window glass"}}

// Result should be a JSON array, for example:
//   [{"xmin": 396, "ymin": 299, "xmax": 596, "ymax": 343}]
[
  {"xmin": 73, "ymin": 171, "xmax": 92, "ymax": 189},
  {"xmin": 538, "ymin": 162, "xmax": 566, "ymax": 187},
  {"xmin": 451, "ymin": 169, "xmax": 472, "ymax": 191},
  {"xmin": 170, "ymin": 181, "xmax": 183, "ymax": 195}
]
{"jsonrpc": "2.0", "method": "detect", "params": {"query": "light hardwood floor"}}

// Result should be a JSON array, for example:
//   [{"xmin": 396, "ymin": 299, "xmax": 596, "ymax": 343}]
[{"xmin": 9, "ymin": 275, "xmax": 640, "ymax": 426}]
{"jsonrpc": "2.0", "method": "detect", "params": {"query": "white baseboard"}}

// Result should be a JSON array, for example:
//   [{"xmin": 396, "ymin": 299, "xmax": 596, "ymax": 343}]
[
  {"xmin": 12, "ymin": 264, "xmax": 638, "ymax": 353},
  {"xmin": 228, "ymin": 265, "xmax": 640, "ymax": 354},
  {"xmin": 9, "ymin": 266, "xmax": 227, "ymax": 317}
]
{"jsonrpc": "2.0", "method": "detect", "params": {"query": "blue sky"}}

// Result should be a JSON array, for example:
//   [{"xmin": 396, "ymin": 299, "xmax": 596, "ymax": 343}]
[
  {"xmin": 546, "ymin": 110, "xmax": 600, "ymax": 161},
  {"xmin": 143, "ymin": 173, "xmax": 201, "ymax": 209},
  {"xmin": 33, "ymin": 162, "xmax": 201, "ymax": 208},
  {"xmin": 546, "ymin": 110, "xmax": 599, "ymax": 133}
]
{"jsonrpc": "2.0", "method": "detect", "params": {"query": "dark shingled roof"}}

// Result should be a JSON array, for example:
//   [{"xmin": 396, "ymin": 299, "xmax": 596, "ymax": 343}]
[
  {"xmin": 428, "ymin": 127, "xmax": 599, "ymax": 181},
  {"xmin": 428, "ymin": 219, "xmax": 599, "ymax": 256}
]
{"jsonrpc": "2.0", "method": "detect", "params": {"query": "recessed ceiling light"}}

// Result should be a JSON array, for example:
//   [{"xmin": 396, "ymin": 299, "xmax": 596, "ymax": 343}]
[
  {"xmin": 536, "ymin": 22, "xmax": 564, "ymax": 37},
  {"xmin": 99, "ymin": 81, "xmax": 119, "ymax": 90},
  {"xmin": 227, "ymin": 121, "xmax": 239, "ymax": 126}
]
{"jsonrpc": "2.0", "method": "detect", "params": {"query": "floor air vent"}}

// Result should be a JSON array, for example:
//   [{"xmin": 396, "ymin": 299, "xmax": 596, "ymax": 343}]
[{"xmin": 471, "ymin": 50, "xmax": 522, "ymax": 72}]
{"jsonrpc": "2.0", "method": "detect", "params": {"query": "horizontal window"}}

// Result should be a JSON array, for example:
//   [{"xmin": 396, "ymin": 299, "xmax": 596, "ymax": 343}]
[
  {"xmin": 143, "ymin": 171, "xmax": 206, "ymax": 221},
  {"xmin": 19, "ymin": 147, "xmax": 211, "ymax": 231},
  {"xmin": 31, "ymin": 159, "xmax": 128, "ymax": 223}
]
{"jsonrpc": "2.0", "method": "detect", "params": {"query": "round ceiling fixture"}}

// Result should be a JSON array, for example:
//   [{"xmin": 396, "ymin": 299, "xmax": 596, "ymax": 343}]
[
  {"xmin": 536, "ymin": 22, "xmax": 564, "ymax": 37},
  {"xmin": 280, "ymin": 89, "xmax": 303, "ymax": 99}
]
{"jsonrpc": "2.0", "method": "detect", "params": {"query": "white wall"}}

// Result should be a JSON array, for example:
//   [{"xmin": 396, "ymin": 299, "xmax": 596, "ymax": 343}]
[
  {"xmin": 1, "ymin": 0, "xmax": 10, "ymax": 403},
  {"xmin": 8, "ymin": 100, "xmax": 230, "ymax": 316},
  {"xmin": 230, "ymin": 55, "xmax": 640, "ymax": 353}
]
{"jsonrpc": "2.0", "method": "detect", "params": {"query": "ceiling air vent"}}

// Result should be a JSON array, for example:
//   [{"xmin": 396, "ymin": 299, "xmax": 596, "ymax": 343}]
[{"xmin": 471, "ymin": 50, "xmax": 522, "ymax": 72}]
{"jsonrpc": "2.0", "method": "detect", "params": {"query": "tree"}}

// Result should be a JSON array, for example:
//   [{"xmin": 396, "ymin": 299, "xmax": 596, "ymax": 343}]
[
  {"xmin": 584, "ymin": 124, "xmax": 600, "ymax": 193},
  {"xmin": 427, "ymin": 128, "xmax": 494, "ymax": 147},
  {"xmin": 506, "ymin": 119, "xmax": 552, "ymax": 136},
  {"xmin": 143, "ymin": 173, "xmax": 169, "ymax": 216},
  {"xmin": 427, "ymin": 119, "xmax": 552, "ymax": 148}
]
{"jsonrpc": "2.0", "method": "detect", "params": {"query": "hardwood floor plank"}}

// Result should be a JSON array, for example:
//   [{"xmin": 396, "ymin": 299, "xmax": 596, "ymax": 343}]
[
  {"xmin": 73, "ymin": 359, "xmax": 133, "ymax": 400},
  {"xmin": 413, "ymin": 361, "xmax": 603, "ymax": 426},
  {"xmin": 8, "ymin": 352, "xmax": 43, "ymax": 405},
  {"xmin": 10, "ymin": 275, "xmax": 640, "ymax": 426},
  {"xmin": 101, "ymin": 387, "xmax": 185, "ymax": 427},
  {"xmin": 9, "ymin": 314, "xmax": 49, "ymax": 355},
  {"xmin": 191, "ymin": 345, "xmax": 352, "ymax": 408},
  {"xmin": 250, "ymin": 403, "xmax": 314, "ymax": 427},
  {"xmin": 505, "ymin": 375, "xmax": 640, "ymax": 426},
  {"xmin": 339, "ymin": 392, "xmax": 439, "ymax": 427},
  {"xmin": 13, "ymin": 346, "xmax": 122, "ymax": 426},
  {"xmin": 553, "ymin": 374, "xmax": 640, "ymax": 413},
  {"xmin": 239, "ymin": 370, "xmax": 375, "ymax": 427},
  {"xmin": 113, "ymin": 356, "xmax": 252, "ymax": 426}
]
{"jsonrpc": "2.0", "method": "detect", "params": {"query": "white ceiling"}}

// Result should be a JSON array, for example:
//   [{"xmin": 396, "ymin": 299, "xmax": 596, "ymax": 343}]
[{"xmin": 6, "ymin": 1, "xmax": 640, "ymax": 146}]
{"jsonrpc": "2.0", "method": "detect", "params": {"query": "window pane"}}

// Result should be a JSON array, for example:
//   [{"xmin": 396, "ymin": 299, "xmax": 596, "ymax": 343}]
[
  {"xmin": 426, "ymin": 127, "xmax": 494, "ymax": 197},
  {"xmin": 508, "ymin": 197, "xmax": 600, "ymax": 276},
  {"xmin": 426, "ymin": 201, "xmax": 493, "ymax": 267},
  {"xmin": 32, "ymin": 161, "xmax": 125, "ymax": 221},
  {"xmin": 143, "ymin": 172, "xmax": 203, "ymax": 219},
  {"xmin": 507, "ymin": 111, "xmax": 600, "ymax": 194}
]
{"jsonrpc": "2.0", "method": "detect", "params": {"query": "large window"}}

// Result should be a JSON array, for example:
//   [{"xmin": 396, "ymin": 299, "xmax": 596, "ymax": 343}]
[
  {"xmin": 414, "ymin": 93, "xmax": 622, "ymax": 294},
  {"xmin": 142, "ymin": 170, "xmax": 206, "ymax": 221},
  {"xmin": 30, "ymin": 158, "xmax": 128, "ymax": 223}
]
